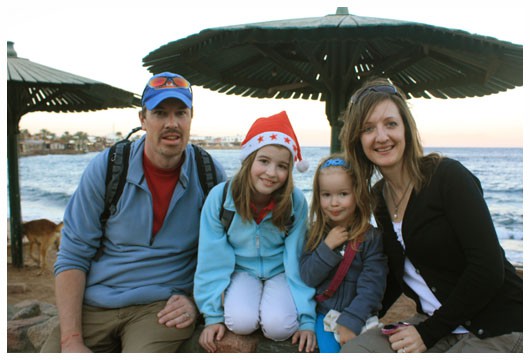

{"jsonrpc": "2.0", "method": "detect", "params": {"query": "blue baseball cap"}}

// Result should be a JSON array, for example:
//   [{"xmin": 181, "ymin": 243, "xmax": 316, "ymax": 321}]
[{"xmin": 141, "ymin": 72, "xmax": 193, "ymax": 110}]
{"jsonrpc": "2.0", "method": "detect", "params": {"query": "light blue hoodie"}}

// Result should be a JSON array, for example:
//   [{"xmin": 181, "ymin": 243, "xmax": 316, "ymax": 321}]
[
  {"xmin": 194, "ymin": 181, "xmax": 316, "ymax": 331},
  {"xmin": 55, "ymin": 136, "xmax": 226, "ymax": 308}
]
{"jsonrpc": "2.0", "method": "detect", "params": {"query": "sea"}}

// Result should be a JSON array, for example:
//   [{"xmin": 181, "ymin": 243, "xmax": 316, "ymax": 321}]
[{"xmin": 10, "ymin": 147, "xmax": 523, "ymax": 267}]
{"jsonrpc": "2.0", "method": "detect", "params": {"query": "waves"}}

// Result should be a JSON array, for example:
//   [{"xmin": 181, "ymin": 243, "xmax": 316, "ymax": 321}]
[{"xmin": 22, "ymin": 186, "xmax": 72, "ymax": 207}]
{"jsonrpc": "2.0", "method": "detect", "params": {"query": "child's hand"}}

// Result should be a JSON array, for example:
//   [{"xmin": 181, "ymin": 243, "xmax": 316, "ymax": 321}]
[
  {"xmin": 337, "ymin": 324, "xmax": 357, "ymax": 346},
  {"xmin": 324, "ymin": 226, "xmax": 349, "ymax": 250},
  {"xmin": 291, "ymin": 329, "xmax": 316, "ymax": 352},
  {"xmin": 199, "ymin": 323, "xmax": 226, "ymax": 353}
]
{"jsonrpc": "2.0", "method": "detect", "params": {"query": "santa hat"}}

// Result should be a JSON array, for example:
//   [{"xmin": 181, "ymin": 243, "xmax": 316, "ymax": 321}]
[{"xmin": 240, "ymin": 111, "xmax": 309, "ymax": 172}]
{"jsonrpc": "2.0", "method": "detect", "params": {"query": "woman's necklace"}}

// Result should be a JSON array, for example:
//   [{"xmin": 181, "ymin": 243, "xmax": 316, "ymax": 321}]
[{"xmin": 386, "ymin": 181, "xmax": 412, "ymax": 220}]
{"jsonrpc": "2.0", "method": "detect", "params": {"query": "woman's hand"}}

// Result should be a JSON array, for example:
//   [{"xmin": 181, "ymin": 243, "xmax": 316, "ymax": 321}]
[
  {"xmin": 291, "ymin": 329, "xmax": 316, "ymax": 352},
  {"xmin": 388, "ymin": 325, "xmax": 427, "ymax": 353},
  {"xmin": 199, "ymin": 323, "xmax": 226, "ymax": 353},
  {"xmin": 157, "ymin": 294, "xmax": 197, "ymax": 329},
  {"xmin": 324, "ymin": 226, "xmax": 349, "ymax": 251}
]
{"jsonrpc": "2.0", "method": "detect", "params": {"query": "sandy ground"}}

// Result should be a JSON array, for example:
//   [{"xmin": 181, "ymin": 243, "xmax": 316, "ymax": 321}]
[{"xmin": 7, "ymin": 243, "xmax": 57, "ymax": 306}]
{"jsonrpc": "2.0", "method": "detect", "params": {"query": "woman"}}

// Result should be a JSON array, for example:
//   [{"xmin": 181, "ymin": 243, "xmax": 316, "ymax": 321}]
[{"xmin": 339, "ymin": 78, "xmax": 523, "ymax": 353}]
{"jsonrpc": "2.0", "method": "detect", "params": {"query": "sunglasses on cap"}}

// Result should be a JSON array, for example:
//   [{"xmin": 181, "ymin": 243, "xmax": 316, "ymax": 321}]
[
  {"xmin": 147, "ymin": 76, "xmax": 191, "ymax": 90},
  {"xmin": 350, "ymin": 85, "xmax": 400, "ymax": 104}
]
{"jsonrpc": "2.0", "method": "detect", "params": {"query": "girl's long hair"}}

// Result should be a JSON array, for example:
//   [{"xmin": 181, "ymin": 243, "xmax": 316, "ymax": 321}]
[
  {"xmin": 231, "ymin": 145, "xmax": 294, "ymax": 231},
  {"xmin": 340, "ymin": 78, "xmax": 441, "ymax": 199},
  {"xmin": 305, "ymin": 154, "xmax": 371, "ymax": 252}
]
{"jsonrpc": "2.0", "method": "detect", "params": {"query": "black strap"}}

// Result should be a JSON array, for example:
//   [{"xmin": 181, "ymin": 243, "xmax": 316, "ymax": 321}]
[
  {"xmin": 219, "ymin": 182, "xmax": 234, "ymax": 232},
  {"xmin": 192, "ymin": 144, "xmax": 217, "ymax": 198},
  {"xmin": 100, "ymin": 140, "xmax": 131, "ymax": 227}
]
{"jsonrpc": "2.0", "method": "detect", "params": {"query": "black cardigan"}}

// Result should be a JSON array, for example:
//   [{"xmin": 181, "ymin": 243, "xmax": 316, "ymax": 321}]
[{"xmin": 373, "ymin": 157, "xmax": 522, "ymax": 348}]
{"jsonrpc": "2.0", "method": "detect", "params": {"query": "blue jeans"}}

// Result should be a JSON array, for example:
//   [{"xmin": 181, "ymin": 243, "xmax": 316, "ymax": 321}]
[{"xmin": 316, "ymin": 312, "xmax": 341, "ymax": 353}]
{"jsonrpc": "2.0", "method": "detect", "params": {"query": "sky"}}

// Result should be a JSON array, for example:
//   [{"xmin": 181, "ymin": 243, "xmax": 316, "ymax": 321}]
[{"xmin": 3, "ymin": 0, "xmax": 527, "ymax": 148}]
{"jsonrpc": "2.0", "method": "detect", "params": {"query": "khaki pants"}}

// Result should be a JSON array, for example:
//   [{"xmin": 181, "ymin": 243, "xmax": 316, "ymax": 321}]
[
  {"xmin": 340, "ymin": 314, "xmax": 523, "ymax": 353},
  {"xmin": 41, "ymin": 301, "xmax": 195, "ymax": 353}
]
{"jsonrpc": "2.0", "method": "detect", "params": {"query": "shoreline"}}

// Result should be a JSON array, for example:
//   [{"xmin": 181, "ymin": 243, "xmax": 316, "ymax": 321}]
[
  {"xmin": 18, "ymin": 144, "xmax": 241, "ymax": 157},
  {"xmin": 6, "ymin": 220, "xmax": 524, "ymax": 271}
]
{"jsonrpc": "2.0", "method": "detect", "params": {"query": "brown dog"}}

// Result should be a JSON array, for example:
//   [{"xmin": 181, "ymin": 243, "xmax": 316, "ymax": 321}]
[{"xmin": 22, "ymin": 219, "xmax": 63, "ymax": 274}]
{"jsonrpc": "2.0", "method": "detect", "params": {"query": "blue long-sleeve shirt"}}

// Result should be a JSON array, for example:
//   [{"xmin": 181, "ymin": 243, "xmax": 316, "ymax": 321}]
[
  {"xmin": 194, "ymin": 181, "xmax": 316, "ymax": 331},
  {"xmin": 55, "ymin": 136, "xmax": 226, "ymax": 308}
]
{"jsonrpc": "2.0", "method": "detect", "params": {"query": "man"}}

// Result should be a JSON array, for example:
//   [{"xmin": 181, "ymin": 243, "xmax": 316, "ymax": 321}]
[{"xmin": 42, "ymin": 72, "xmax": 226, "ymax": 352}]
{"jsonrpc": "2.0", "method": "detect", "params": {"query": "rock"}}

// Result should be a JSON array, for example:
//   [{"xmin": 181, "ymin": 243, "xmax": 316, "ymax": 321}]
[
  {"xmin": 215, "ymin": 331, "xmax": 259, "ymax": 353},
  {"xmin": 7, "ymin": 315, "xmax": 50, "ymax": 352},
  {"xmin": 27, "ymin": 316, "xmax": 59, "ymax": 351},
  {"xmin": 11, "ymin": 302, "xmax": 41, "ymax": 320},
  {"xmin": 179, "ymin": 325, "xmax": 304, "ymax": 353},
  {"xmin": 7, "ymin": 300, "xmax": 57, "ymax": 353},
  {"xmin": 7, "ymin": 283, "xmax": 28, "ymax": 294}
]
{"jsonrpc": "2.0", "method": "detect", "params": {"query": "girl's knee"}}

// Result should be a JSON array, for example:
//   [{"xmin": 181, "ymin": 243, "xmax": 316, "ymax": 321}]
[
  {"xmin": 261, "ymin": 315, "xmax": 298, "ymax": 341},
  {"xmin": 225, "ymin": 310, "xmax": 260, "ymax": 335}
]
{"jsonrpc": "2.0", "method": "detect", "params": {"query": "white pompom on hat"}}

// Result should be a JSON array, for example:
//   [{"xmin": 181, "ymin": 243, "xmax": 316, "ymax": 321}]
[{"xmin": 240, "ymin": 111, "xmax": 309, "ymax": 172}]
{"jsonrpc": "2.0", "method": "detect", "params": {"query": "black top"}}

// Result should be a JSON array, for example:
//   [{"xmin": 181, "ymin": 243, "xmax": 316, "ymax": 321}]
[{"xmin": 373, "ymin": 157, "xmax": 522, "ymax": 348}]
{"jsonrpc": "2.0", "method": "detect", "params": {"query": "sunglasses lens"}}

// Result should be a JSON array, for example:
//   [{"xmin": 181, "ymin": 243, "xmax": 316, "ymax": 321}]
[
  {"xmin": 351, "ymin": 85, "xmax": 399, "ymax": 104},
  {"xmin": 171, "ymin": 77, "xmax": 190, "ymax": 88},
  {"xmin": 374, "ymin": 85, "xmax": 397, "ymax": 94},
  {"xmin": 148, "ymin": 76, "xmax": 190, "ymax": 89},
  {"xmin": 149, "ymin": 77, "xmax": 168, "ymax": 88}
]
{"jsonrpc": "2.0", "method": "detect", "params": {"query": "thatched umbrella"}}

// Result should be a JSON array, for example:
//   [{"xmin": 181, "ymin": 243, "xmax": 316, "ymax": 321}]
[
  {"xmin": 143, "ymin": 7, "xmax": 523, "ymax": 152},
  {"xmin": 7, "ymin": 41, "xmax": 141, "ymax": 267}
]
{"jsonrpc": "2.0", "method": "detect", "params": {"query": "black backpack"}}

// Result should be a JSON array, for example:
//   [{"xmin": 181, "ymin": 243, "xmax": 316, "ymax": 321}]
[{"xmin": 96, "ymin": 127, "xmax": 218, "ymax": 260}]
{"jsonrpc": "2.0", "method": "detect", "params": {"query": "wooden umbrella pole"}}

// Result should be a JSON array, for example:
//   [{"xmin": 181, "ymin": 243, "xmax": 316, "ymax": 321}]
[{"xmin": 7, "ymin": 107, "xmax": 24, "ymax": 268}]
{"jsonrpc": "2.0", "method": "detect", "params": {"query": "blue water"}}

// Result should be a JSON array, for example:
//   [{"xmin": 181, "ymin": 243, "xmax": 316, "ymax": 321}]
[{"xmin": 9, "ymin": 147, "xmax": 523, "ymax": 266}]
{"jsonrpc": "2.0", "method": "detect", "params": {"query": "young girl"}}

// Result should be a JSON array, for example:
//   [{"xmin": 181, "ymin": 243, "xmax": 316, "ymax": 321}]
[
  {"xmin": 300, "ymin": 154, "xmax": 387, "ymax": 353},
  {"xmin": 194, "ymin": 111, "xmax": 316, "ymax": 353}
]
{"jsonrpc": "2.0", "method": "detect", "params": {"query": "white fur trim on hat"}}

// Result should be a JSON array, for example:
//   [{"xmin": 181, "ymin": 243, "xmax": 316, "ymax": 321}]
[{"xmin": 239, "ymin": 131, "xmax": 297, "ymax": 161}]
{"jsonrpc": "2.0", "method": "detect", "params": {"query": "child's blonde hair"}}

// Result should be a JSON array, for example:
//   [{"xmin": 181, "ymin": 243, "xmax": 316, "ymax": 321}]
[
  {"xmin": 231, "ymin": 144, "xmax": 294, "ymax": 232},
  {"xmin": 306, "ymin": 153, "xmax": 371, "ymax": 252}
]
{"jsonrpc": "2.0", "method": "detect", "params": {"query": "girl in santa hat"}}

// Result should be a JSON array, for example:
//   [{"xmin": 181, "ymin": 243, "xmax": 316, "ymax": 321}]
[{"xmin": 194, "ymin": 111, "xmax": 316, "ymax": 353}]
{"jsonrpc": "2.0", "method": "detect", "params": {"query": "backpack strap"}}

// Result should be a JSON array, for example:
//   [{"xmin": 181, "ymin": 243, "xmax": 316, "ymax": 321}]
[
  {"xmin": 95, "ymin": 139, "xmax": 132, "ymax": 261},
  {"xmin": 192, "ymin": 144, "xmax": 217, "ymax": 198},
  {"xmin": 100, "ymin": 126, "xmax": 142, "ymax": 226},
  {"xmin": 315, "ymin": 235, "xmax": 363, "ymax": 303},
  {"xmin": 219, "ymin": 181, "xmax": 235, "ymax": 232},
  {"xmin": 101, "ymin": 140, "xmax": 131, "ymax": 225}
]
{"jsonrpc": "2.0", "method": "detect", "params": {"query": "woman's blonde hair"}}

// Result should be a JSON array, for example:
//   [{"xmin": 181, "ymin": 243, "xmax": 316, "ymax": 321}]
[
  {"xmin": 305, "ymin": 153, "xmax": 371, "ymax": 252},
  {"xmin": 340, "ymin": 78, "xmax": 441, "ymax": 195},
  {"xmin": 231, "ymin": 144, "xmax": 294, "ymax": 231}
]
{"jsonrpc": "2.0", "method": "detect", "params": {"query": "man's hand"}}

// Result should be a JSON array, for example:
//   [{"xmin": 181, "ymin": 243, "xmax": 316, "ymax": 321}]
[
  {"xmin": 199, "ymin": 323, "xmax": 226, "ymax": 353},
  {"xmin": 157, "ymin": 294, "xmax": 197, "ymax": 328},
  {"xmin": 60, "ymin": 332, "xmax": 92, "ymax": 353},
  {"xmin": 291, "ymin": 329, "xmax": 316, "ymax": 352}
]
